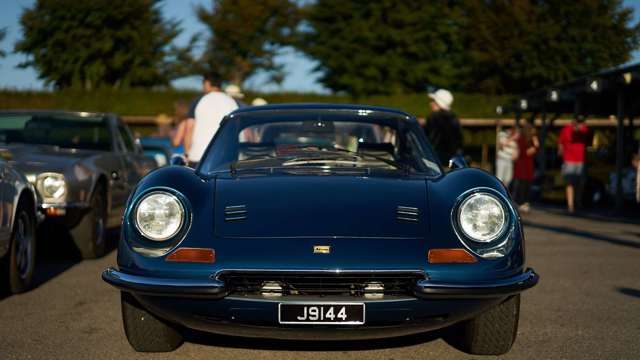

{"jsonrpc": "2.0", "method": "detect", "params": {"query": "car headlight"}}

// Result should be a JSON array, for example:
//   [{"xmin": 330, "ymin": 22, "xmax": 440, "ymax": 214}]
[
  {"xmin": 134, "ymin": 191, "xmax": 185, "ymax": 241},
  {"xmin": 454, "ymin": 190, "xmax": 513, "ymax": 259},
  {"xmin": 36, "ymin": 173, "xmax": 66, "ymax": 202},
  {"xmin": 458, "ymin": 193, "xmax": 507, "ymax": 242}
]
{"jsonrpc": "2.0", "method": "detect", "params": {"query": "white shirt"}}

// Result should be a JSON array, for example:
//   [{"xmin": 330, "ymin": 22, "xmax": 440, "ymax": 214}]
[{"xmin": 188, "ymin": 91, "xmax": 238, "ymax": 162}]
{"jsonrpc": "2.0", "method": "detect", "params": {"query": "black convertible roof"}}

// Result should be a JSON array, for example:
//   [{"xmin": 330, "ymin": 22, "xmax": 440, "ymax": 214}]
[{"xmin": 230, "ymin": 103, "xmax": 413, "ymax": 119}]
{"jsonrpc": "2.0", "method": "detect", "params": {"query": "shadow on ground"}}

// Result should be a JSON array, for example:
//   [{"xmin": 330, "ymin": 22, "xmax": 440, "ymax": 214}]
[
  {"xmin": 0, "ymin": 223, "xmax": 119, "ymax": 301},
  {"xmin": 522, "ymin": 220, "xmax": 640, "ymax": 250},
  {"xmin": 183, "ymin": 328, "xmax": 444, "ymax": 352},
  {"xmin": 617, "ymin": 287, "xmax": 640, "ymax": 299}
]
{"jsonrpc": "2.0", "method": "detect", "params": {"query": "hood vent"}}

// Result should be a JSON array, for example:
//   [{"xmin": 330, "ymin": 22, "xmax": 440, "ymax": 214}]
[
  {"xmin": 224, "ymin": 205, "xmax": 247, "ymax": 222},
  {"xmin": 397, "ymin": 206, "xmax": 419, "ymax": 222}
]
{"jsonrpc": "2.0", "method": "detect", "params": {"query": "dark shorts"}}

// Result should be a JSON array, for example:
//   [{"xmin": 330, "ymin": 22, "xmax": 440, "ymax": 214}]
[{"xmin": 561, "ymin": 162, "xmax": 584, "ymax": 186}]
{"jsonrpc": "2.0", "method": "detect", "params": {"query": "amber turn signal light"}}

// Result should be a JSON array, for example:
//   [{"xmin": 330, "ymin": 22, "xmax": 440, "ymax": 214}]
[
  {"xmin": 428, "ymin": 249, "xmax": 477, "ymax": 264},
  {"xmin": 166, "ymin": 248, "xmax": 215, "ymax": 263}
]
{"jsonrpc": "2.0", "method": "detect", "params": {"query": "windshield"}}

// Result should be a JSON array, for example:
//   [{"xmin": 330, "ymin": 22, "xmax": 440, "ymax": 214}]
[
  {"xmin": 198, "ymin": 111, "xmax": 441, "ymax": 176},
  {"xmin": 0, "ymin": 113, "xmax": 112, "ymax": 151}
]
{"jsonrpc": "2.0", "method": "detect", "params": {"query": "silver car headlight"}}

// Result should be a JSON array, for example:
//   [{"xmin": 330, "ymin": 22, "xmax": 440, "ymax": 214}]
[
  {"xmin": 36, "ymin": 173, "xmax": 67, "ymax": 202},
  {"xmin": 454, "ymin": 190, "xmax": 513, "ymax": 259},
  {"xmin": 134, "ymin": 191, "xmax": 185, "ymax": 241},
  {"xmin": 458, "ymin": 193, "xmax": 507, "ymax": 242}
]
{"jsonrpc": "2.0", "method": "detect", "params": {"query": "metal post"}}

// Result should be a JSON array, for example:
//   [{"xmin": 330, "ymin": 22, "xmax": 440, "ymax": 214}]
[
  {"xmin": 615, "ymin": 89, "xmax": 625, "ymax": 212},
  {"xmin": 538, "ymin": 109, "xmax": 548, "ymax": 175}
]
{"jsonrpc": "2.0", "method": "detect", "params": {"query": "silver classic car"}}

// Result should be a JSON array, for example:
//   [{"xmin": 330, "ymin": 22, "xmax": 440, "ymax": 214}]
[
  {"xmin": 0, "ymin": 110, "xmax": 156, "ymax": 259},
  {"xmin": 0, "ymin": 153, "xmax": 38, "ymax": 293}
]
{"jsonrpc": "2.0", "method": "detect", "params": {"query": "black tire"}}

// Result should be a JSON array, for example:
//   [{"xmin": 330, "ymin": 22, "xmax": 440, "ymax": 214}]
[
  {"xmin": 71, "ymin": 184, "xmax": 107, "ymax": 259},
  {"xmin": 1, "ymin": 203, "xmax": 37, "ymax": 294},
  {"xmin": 444, "ymin": 295, "xmax": 520, "ymax": 355},
  {"xmin": 121, "ymin": 292, "xmax": 184, "ymax": 352}
]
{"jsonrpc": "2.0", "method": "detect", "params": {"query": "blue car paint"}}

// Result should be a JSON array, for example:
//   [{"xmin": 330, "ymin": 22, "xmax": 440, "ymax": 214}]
[{"xmin": 108, "ymin": 103, "xmax": 536, "ymax": 340}]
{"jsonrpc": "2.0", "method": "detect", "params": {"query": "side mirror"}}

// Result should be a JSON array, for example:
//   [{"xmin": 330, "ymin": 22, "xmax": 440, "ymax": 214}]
[
  {"xmin": 170, "ymin": 154, "xmax": 187, "ymax": 167},
  {"xmin": 448, "ymin": 155, "xmax": 467, "ymax": 170}
]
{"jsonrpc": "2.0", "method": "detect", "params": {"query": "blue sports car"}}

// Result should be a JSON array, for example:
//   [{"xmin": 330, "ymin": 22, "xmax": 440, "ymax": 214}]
[{"xmin": 102, "ymin": 104, "xmax": 538, "ymax": 355}]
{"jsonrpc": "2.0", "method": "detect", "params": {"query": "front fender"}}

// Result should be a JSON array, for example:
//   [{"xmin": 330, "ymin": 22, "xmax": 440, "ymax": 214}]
[
  {"xmin": 425, "ymin": 168, "xmax": 525, "ymax": 282},
  {"xmin": 117, "ymin": 166, "xmax": 215, "ymax": 276}
]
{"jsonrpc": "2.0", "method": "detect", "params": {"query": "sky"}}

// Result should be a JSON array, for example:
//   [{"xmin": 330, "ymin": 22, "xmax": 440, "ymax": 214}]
[{"xmin": 1, "ymin": 0, "xmax": 640, "ymax": 93}]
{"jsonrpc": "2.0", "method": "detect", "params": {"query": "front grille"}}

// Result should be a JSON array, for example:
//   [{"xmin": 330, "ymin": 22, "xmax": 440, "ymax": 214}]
[{"xmin": 218, "ymin": 270, "xmax": 425, "ymax": 297}]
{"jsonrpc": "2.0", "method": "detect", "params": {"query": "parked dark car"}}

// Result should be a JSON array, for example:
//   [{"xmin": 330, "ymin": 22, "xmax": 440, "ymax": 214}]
[
  {"xmin": 139, "ymin": 137, "xmax": 175, "ymax": 167},
  {"xmin": 0, "ymin": 151, "xmax": 38, "ymax": 293},
  {"xmin": 0, "ymin": 110, "xmax": 156, "ymax": 259},
  {"xmin": 103, "ymin": 104, "xmax": 538, "ymax": 355}
]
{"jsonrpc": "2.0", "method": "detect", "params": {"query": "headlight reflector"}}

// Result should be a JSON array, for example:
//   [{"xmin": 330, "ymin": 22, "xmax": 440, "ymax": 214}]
[
  {"xmin": 134, "ymin": 191, "xmax": 185, "ymax": 241},
  {"xmin": 37, "ymin": 173, "xmax": 66, "ymax": 201},
  {"xmin": 458, "ymin": 193, "xmax": 507, "ymax": 242}
]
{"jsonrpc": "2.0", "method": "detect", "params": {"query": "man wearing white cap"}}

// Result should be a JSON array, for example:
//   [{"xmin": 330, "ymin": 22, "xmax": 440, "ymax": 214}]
[{"xmin": 425, "ymin": 89, "xmax": 463, "ymax": 165}]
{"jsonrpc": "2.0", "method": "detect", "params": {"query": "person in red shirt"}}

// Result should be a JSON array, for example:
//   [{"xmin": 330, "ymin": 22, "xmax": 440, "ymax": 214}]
[
  {"xmin": 558, "ymin": 115, "xmax": 591, "ymax": 213},
  {"xmin": 512, "ymin": 120, "xmax": 539, "ymax": 213}
]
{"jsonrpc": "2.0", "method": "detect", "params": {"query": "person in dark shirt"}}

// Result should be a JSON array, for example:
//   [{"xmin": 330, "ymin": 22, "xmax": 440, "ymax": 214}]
[{"xmin": 424, "ymin": 89, "xmax": 463, "ymax": 165}]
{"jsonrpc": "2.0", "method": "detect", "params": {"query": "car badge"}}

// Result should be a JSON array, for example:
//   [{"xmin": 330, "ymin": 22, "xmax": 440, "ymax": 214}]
[{"xmin": 313, "ymin": 245, "xmax": 331, "ymax": 254}]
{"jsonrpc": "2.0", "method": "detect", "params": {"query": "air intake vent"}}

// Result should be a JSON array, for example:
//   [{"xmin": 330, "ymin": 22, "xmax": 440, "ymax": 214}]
[
  {"xmin": 397, "ymin": 206, "xmax": 419, "ymax": 222},
  {"xmin": 224, "ymin": 205, "xmax": 247, "ymax": 222}
]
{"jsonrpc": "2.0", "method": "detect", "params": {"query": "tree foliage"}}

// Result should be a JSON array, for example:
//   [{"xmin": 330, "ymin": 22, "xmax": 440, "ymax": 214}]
[
  {"xmin": 300, "ymin": 0, "xmax": 466, "ymax": 97},
  {"xmin": 195, "ymin": 0, "xmax": 301, "ymax": 85},
  {"xmin": 300, "ymin": 0, "xmax": 640, "ymax": 96},
  {"xmin": 15, "ymin": 0, "xmax": 192, "ymax": 90},
  {"xmin": 463, "ymin": 0, "xmax": 640, "ymax": 94}
]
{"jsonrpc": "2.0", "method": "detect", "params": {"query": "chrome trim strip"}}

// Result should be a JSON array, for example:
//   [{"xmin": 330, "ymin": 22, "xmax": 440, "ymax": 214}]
[
  {"xmin": 215, "ymin": 268, "xmax": 427, "ymax": 280},
  {"xmin": 225, "ymin": 216, "xmax": 247, "ymax": 222}
]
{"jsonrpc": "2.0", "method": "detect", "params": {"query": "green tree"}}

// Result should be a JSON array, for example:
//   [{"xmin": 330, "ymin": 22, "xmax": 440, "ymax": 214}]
[
  {"xmin": 15, "ymin": 0, "xmax": 192, "ymax": 90},
  {"xmin": 300, "ymin": 0, "xmax": 467, "ymax": 97},
  {"xmin": 195, "ymin": 0, "xmax": 301, "ymax": 85},
  {"xmin": 463, "ymin": 0, "xmax": 640, "ymax": 94}
]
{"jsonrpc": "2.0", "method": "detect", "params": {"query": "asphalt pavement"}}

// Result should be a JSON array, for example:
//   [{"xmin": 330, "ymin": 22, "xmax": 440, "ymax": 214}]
[{"xmin": 1, "ymin": 208, "xmax": 639, "ymax": 359}]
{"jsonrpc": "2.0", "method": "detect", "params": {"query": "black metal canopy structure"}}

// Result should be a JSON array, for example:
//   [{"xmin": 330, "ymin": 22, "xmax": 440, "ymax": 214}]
[{"xmin": 499, "ymin": 62, "xmax": 640, "ymax": 211}]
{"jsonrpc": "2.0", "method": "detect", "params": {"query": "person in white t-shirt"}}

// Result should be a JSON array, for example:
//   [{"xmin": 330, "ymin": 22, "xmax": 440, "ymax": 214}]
[{"xmin": 187, "ymin": 79, "xmax": 238, "ymax": 164}]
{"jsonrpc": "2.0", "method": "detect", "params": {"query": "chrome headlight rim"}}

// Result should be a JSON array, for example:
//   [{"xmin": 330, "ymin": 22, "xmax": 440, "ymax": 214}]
[
  {"xmin": 451, "ymin": 187, "xmax": 516, "ymax": 259},
  {"xmin": 36, "ymin": 172, "xmax": 67, "ymax": 203},
  {"xmin": 128, "ymin": 187, "xmax": 192, "ymax": 257}
]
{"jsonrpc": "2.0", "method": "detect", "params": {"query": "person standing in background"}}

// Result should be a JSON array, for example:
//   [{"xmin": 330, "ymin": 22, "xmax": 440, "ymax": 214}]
[
  {"xmin": 171, "ymin": 100, "xmax": 192, "ymax": 155},
  {"xmin": 558, "ymin": 114, "xmax": 590, "ymax": 213},
  {"xmin": 495, "ymin": 119, "xmax": 519, "ymax": 188},
  {"xmin": 188, "ymin": 76, "xmax": 238, "ymax": 165},
  {"xmin": 181, "ymin": 74, "xmax": 219, "ymax": 155},
  {"xmin": 424, "ymin": 89, "xmax": 463, "ymax": 165},
  {"xmin": 512, "ymin": 120, "xmax": 539, "ymax": 213}
]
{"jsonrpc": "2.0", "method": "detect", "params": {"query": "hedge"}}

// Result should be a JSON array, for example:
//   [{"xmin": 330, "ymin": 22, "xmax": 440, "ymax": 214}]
[{"xmin": 0, "ymin": 89, "xmax": 510, "ymax": 118}]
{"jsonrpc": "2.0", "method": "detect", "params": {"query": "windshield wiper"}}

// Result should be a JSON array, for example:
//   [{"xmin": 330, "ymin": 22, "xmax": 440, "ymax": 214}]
[{"xmin": 323, "ymin": 147, "xmax": 411, "ymax": 173}]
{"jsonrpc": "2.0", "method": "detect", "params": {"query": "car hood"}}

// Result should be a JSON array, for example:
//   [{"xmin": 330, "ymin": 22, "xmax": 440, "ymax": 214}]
[
  {"xmin": 1, "ymin": 143, "xmax": 99, "ymax": 174},
  {"xmin": 211, "ymin": 174, "xmax": 430, "ymax": 269},
  {"xmin": 214, "ymin": 174, "xmax": 428, "ymax": 238}
]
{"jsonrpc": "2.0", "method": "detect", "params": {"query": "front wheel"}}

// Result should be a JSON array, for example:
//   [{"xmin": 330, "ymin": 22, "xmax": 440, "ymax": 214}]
[
  {"xmin": 71, "ymin": 185, "xmax": 107, "ymax": 259},
  {"xmin": 121, "ymin": 292, "xmax": 184, "ymax": 352},
  {"xmin": 1, "ymin": 204, "xmax": 37, "ymax": 294},
  {"xmin": 444, "ymin": 295, "xmax": 520, "ymax": 355}
]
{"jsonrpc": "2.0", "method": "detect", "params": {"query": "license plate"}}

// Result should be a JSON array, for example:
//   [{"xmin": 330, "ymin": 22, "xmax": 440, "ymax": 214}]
[{"xmin": 278, "ymin": 303, "xmax": 365, "ymax": 325}]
